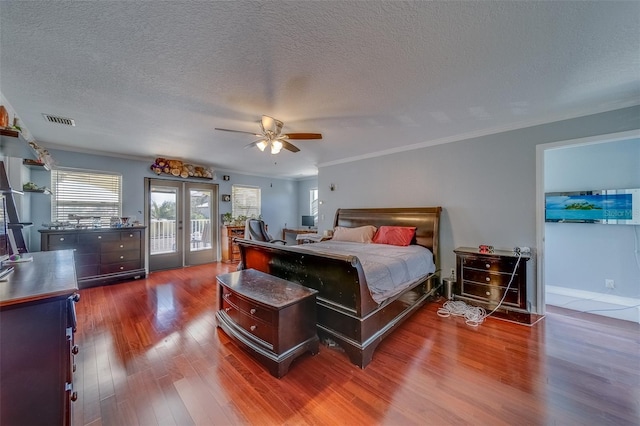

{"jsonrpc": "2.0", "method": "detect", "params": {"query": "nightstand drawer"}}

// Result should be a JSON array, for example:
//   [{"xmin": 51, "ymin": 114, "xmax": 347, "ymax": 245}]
[
  {"xmin": 221, "ymin": 302, "xmax": 275, "ymax": 348},
  {"xmin": 462, "ymin": 256, "xmax": 518, "ymax": 272},
  {"xmin": 461, "ymin": 268, "xmax": 519, "ymax": 287},
  {"xmin": 461, "ymin": 280, "xmax": 520, "ymax": 306},
  {"xmin": 221, "ymin": 288, "xmax": 275, "ymax": 324}
]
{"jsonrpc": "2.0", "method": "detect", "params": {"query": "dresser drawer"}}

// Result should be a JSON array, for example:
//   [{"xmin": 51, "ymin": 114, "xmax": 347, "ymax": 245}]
[
  {"xmin": 119, "ymin": 230, "xmax": 142, "ymax": 241},
  {"xmin": 221, "ymin": 288, "xmax": 275, "ymax": 324},
  {"xmin": 101, "ymin": 239, "xmax": 141, "ymax": 252},
  {"xmin": 46, "ymin": 234, "xmax": 78, "ymax": 249},
  {"xmin": 74, "ymin": 252, "xmax": 100, "ymax": 266},
  {"xmin": 79, "ymin": 232, "xmax": 119, "ymax": 244},
  {"xmin": 76, "ymin": 264, "xmax": 100, "ymax": 278},
  {"xmin": 100, "ymin": 260, "xmax": 142, "ymax": 274},
  {"xmin": 461, "ymin": 268, "xmax": 519, "ymax": 287},
  {"xmin": 101, "ymin": 250, "xmax": 140, "ymax": 264},
  {"xmin": 462, "ymin": 256, "xmax": 518, "ymax": 272},
  {"xmin": 221, "ymin": 302, "xmax": 275, "ymax": 348},
  {"xmin": 461, "ymin": 280, "xmax": 521, "ymax": 306}
]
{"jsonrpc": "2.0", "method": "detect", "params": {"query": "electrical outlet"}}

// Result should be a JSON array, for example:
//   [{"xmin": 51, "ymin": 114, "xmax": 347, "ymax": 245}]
[
  {"xmin": 450, "ymin": 268, "xmax": 455, "ymax": 279},
  {"xmin": 605, "ymin": 279, "xmax": 615, "ymax": 289}
]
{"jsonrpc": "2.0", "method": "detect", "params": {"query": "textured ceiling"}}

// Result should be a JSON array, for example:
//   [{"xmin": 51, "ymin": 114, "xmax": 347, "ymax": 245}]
[{"xmin": 1, "ymin": 1, "xmax": 638, "ymax": 178}]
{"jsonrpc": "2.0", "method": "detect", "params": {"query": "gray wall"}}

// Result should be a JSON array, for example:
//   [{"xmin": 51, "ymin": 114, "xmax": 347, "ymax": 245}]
[
  {"xmin": 28, "ymin": 149, "xmax": 300, "ymax": 251},
  {"xmin": 544, "ymin": 138, "xmax": 640, "ymax": 298},
  {"xmin": 317, "ymin": 105, "xmax": 640, "ymax": 313}
]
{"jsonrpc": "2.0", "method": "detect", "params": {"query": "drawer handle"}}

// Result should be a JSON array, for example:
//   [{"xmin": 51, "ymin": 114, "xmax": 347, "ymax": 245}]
[
  {"xmin": 129, "ymin": 234, "xmax": 133, "ymax": 237},
  {"xmin": 250, "ymin": 325, "xmax": 257, "ymax": 331},
  {"xmin": 72, "ymin": 345, "xmax": 79, "ymax": 355},
  {"xmin": 486, "ymin": 291, "xmax": 491, "ymax": 296},
  {"xmin": 224, "ymin": 293, "xmax": 230, "ymax": 299},
  {"xmin": 98, "ymin": 235, "xmax": 102, "ymax": 239},
  {"xmin": 119, "ymin": 244, "xmax": 124, "ymax": 248},
  {"xmin": 485, "ymin": 263, "xmax": 490, "ymax": 268},
  {"xmin": 486, "ymin": 277, "xmax": 491, "ymax": 282},
  {"xmin": 250, "ymin": 308, "xmax": 256, "ymax": 315},
  {"xmin": 70, "ymin": 391, "xmax": 78, "ymax": 402},
  {"xmin": 59, "ymin": 237, "xmax": 65, "ymax": 241},
  {"xmin": 120, "ymin": 255, "xmax": 124, "ymax": 259},
  {"xmin": 224, "ymin": 307, "xmax": 231, "ymax": 312}
]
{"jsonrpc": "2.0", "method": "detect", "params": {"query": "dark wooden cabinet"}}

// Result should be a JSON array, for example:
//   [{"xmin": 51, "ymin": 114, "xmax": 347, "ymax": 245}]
[
  {"xmin": 221, "ymin": 225, "xmax": 244, "ymax": 262},
  {"xmin": 454, "ymin": 247, "xmax": 533, "ymax": 323},
  {"xmin": 40, "ymin": 227, "xmax": 146, "ymax": 288},
  {"xmin": 0, "ymin": 250, "xmax": 79, "ymax": 426},
  {"xmin": 216, "ymin": 269, "xmax": 319, "ymax": 377}
]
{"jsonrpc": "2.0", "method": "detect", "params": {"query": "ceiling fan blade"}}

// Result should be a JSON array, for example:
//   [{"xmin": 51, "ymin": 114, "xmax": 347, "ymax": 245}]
[
  {"xmin": 215, "ymin": 128, "xmax": 262, "ymax": 137},
  {"xmin": 283, "ymin": 133, "xmax": 323, "ymax": 140},
  {"xmin": 280, "ymin": 139, "xmax": 300, "ymax": 153}
]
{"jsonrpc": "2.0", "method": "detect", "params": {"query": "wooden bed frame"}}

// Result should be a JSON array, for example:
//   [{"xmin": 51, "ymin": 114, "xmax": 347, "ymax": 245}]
[{"xmin": 235, "ymin": 206, "xmax": 442, "ymax": 368}]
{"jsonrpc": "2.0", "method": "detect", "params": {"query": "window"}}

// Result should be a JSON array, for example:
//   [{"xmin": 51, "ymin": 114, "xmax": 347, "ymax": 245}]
[
  {"xmin": 51, "ymin": 168, "xmax": 122, "ymax": 225},
  {"xmin": 232, "ymin": 185, "xmax": 261, "ymax": 219},
  {"xmin": 310, "ymin": 188, "xmax": 318, "ymax": 219}
]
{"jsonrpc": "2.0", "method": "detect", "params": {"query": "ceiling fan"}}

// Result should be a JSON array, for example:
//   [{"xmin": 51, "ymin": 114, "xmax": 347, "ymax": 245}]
[{"xmin": 215, "ymin": 115, "xmax": 322, "ymax": 154}]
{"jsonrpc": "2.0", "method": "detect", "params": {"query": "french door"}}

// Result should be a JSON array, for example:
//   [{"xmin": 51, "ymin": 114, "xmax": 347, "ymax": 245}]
[{"xmin": 145, "ymin": 178, "xmax": 219, "ymax": 272}]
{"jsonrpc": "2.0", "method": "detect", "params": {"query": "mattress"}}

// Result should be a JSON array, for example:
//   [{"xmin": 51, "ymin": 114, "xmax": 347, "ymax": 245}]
[{"xmin": 294, "ymin": 241, "xmax": 436, "ymax": 303}]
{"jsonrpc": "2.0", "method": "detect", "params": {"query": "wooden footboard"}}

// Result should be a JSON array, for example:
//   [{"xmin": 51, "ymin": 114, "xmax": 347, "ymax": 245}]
[{"xmin": 235, "ymin": 206, "xmax": 442, "ymax": 368}]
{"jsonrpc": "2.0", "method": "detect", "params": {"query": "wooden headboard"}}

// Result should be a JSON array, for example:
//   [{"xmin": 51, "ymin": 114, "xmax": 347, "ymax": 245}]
[{"xmin": 333, "ymin": 207, "xmax": 442, "ymax": 268}]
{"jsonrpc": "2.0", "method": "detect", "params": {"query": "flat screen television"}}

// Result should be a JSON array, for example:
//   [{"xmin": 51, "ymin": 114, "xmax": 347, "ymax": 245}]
[
  {"xmin": 301, "ymin": 215, "xmax": 315, "ymax": 229},
  {"xmin": 545, "ymin": 188, "xmax": 640, "ymax": 225}
]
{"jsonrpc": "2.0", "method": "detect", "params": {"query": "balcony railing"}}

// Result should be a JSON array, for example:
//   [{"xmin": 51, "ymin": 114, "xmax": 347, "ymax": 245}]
[{"xmin": 150, "ymin": 218, "xmax": 212, "ymax": 254}]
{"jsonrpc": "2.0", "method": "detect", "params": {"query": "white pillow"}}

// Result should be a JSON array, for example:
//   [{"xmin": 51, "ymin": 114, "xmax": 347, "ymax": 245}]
[{"xmin": 332, "ymin": 225, "xmax": 377, "ymax": 243}]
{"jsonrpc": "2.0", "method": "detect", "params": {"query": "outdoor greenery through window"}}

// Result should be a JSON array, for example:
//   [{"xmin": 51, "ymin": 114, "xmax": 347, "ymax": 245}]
[
  {"xmin": 51, "ymin": 168, "xmax": 122, "ymax": 226},
  {"xmin": 232, "ymin": 185, "xmax": 261, "ymax": 220}
]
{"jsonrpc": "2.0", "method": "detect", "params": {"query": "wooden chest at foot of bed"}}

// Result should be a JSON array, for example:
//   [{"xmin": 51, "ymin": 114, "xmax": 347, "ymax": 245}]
[{"xmin": 215, "ymin": 269, "xmax": 319, "ymax": 378}]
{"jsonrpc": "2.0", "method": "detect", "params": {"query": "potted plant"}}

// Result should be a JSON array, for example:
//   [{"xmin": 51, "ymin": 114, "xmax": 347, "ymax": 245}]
[{"xmin": 222, "ymin": 212, "xmax": 233, "ymax": 225}]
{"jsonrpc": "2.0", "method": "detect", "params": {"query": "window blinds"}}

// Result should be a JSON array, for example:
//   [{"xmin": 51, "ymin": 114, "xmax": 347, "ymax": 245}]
[{"xmin": 51, "ymin": 168, "xmax": 122, "ymax": 224}]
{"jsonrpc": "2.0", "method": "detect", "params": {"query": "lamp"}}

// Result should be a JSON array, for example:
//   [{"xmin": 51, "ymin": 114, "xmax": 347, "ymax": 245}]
[
  {"xmin": 256, "ymin": 140, "xmax": 268, "ymax": 151},
  {"xmin": 271, "ymin": 140, "xmax": 283, "ymax": 154}
]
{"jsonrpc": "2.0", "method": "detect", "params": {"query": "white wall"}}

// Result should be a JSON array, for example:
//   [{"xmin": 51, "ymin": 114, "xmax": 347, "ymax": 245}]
[
  {"xmin": 317, "ymin": 105, "xmax": 640, "ymax": 314},
  {"xmin": 544, "ymin": 137, "xmax": 640, "ymax": 322}
]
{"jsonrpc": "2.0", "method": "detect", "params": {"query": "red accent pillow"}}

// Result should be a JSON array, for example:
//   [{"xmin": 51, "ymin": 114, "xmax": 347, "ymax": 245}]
[{"xmin": 372, "ymin": 226, "xmax": 417, "ymax": 246}]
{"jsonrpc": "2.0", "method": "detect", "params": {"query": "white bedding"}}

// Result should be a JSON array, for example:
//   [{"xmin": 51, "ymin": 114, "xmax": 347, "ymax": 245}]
[{"xmin": 294, "ymin": 241, "xmax": 436, "ymax": 304}]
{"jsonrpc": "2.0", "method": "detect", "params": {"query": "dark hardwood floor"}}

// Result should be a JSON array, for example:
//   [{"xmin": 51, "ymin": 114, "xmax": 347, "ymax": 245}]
[{"xmin": 72, "ymin": 263, "xmax": 639, "ymax": 425}]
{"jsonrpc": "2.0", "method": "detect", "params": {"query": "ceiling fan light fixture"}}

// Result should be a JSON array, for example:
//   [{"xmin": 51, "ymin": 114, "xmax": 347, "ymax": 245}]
[
  {"xmin": 271, "ymin": 140, "xmax": 283, "ymax": 154},
  {"xmin": 256, "ymin": 140, "xmax": 268, "ymax": 151}
]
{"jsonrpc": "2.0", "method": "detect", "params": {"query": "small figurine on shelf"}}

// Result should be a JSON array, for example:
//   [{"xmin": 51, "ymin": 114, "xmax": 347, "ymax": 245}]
[{"xmin": 11, "ymin": 117, "xmax": 22, "ymax": 132}]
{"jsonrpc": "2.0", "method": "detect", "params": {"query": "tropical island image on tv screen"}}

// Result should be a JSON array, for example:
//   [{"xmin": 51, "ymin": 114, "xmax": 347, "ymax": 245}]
[{"xmin": 545, "ymin": 189, "xmax": 638, "ymax": 224}]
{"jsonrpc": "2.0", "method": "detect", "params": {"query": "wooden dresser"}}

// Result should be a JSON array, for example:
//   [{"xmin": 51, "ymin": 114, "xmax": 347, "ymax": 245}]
[
  {"xmin": 221, "ymin": 225, "xmax": 244, "ymax": 262},
  {"xmin": 216, "ymin": 269, "xmax": 319, "ymax": 377},
  {"xmin": 0, "ymin": 250, "xmax": 80, "ymax": 426},
  {"xmin": 39, "ymin": 227, "xmax": 146, "ymax": 289},
  {"xmin": 454, "ymin": 247, "xmax": 533, "ymax": 323}
]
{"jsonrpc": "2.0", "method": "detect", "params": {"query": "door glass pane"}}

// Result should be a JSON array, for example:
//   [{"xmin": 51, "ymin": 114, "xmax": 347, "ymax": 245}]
[
  {"xmin": 189, "ymin": 189, "xmax": 212, "ymax": 252},
  {"xmin": 150, "ymin": 186, "xmax": 177, "ymax": 255}
]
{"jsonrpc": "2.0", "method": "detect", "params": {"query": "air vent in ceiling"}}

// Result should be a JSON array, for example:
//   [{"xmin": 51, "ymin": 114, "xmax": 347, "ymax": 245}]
[{"xmin": 42, "ymin": 113, "xmax": 75, "ymax": 126}]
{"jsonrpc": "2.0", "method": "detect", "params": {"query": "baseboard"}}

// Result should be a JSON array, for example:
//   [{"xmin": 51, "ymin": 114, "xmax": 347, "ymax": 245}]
[{"xmin": 546, "ymin": 285, "xmax": 640, "ymax": 324}]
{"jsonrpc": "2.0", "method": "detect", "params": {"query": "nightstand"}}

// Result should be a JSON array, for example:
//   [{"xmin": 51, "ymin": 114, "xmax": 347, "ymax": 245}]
[{"xmin": 454, "ymin": 247, "xmax": 535, "ymax": 324}]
